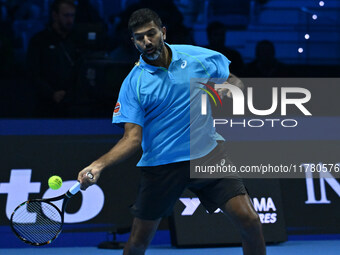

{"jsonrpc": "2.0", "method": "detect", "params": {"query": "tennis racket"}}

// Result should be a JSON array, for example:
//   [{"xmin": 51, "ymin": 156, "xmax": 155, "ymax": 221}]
[{"xmin": 10, "ymin": 172, "xmax": 94, "ymax": 246}]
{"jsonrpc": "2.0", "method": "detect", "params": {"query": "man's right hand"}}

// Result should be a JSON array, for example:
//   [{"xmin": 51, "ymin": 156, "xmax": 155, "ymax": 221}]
[
  {"xmin": 53, "ymin": 90, "xmax": 66, "ymax": 103},
  {"xmin": 77, "ymin": 165, "xmax": 102, "ymax": 190}
]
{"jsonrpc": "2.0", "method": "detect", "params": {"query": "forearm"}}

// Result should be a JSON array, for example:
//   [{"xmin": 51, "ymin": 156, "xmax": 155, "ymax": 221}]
[
  {"xmin": 89, "ymin": 135, "xmax": 141, "ymax": 172},
  {"xmin": 227, "ymin": 73, "xmax": 244, "ymax": 90},
  {"xmin": 216, "ymin": 73, "xmax": 245, "ymax": 99},
  {"xmin": 78, "ymin": 123, "xmax": 142, "ymax": 190}
]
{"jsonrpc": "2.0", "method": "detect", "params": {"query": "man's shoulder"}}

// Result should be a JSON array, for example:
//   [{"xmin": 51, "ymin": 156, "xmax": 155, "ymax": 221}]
[
  {"xmin": 122, "ymin": 62, "xmax": 144, "ymax": 85},
  {"xmin": 32, "ymin": 27, "xmax": 51, "ymax": 38},
  {"xmin": 30, "ymin": 27, "xmax": 55, "ymax": 44},
  {"xmin": 171, "ymin": 44, "xmax": 222, "ymax": 58}
]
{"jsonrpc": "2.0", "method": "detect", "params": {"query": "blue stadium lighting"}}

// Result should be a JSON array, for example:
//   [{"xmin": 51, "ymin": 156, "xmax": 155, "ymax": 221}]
[
  {"xmin": 319, "ymin": 1, "xmax": 325, "ymax": 7},
  {"xmin": 305, "ymin": 34, "xmax": 310, "ymax": 40},
  {"xmin": 312, "ymin": 14, "xmax": 318, "ymax": 20},
  {"xmin": 298, "ymin": 48, "xmax": 304, "ymax": 53}
]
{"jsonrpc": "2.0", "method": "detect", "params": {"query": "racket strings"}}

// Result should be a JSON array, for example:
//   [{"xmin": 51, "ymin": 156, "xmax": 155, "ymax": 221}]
[{"xmin": 12, "ymin": 201, "xmax": 63, "ymax": 244}]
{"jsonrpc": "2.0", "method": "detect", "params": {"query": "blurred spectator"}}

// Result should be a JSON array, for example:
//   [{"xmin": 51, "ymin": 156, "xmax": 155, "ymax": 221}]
[
  {"xmin": 0, "ymin": 1, "xmax": 15, "ymax": 40},
  {"xmin": 116, "ymin": 0, "xmax": 194, "ymax": 45},
  {"xmin": 121, "ymin": 0, "xmax": 140, "ymax": 10},
  {"xmin": 5, "ymin": 0, "xmax": 42, "ymax": 20},
  {"xmin": 174, "ymin": 0, "xmax": 207, "ymax": 26},
  {"xmin": 74, "ymin": 0, "xmax": 101, "ymax": 23},
  {"xmin": 206, "ymin": 21, "xmax": 244, "ymax": 76},
  {"xmin": 26, "ymin": 0, "xmax": 79, "ymax": 117},
  {"xmin": 73, "ymin": 0, "xmax": 108, "ymax": 52},
  {"xmin": 0, "ymin": 1, "xmax": 15, "ymax": 77},
  {"xmin": 245, "ymin": 40, "xmax": 291, "ymax": 77},
  {"xmin": 0, "ymin": 32, "xmax": 15, "ymax": 77},
  {"xmin": 140, "ymin": 0, "xmax": 194, "ymax": 44},
  {"xmin": 109, "ymin": 21, "xmax": 139, "ymax": 64}
]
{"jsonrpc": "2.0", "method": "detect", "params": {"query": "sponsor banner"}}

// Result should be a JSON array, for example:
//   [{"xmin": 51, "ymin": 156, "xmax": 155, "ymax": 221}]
[
  {"xmin": 0, "ymin": 120, "xmax": 339, "ymax": 241},
  {"xmin": 223, "ymin": 141, "xmax": 340, "ymax": 234},
  {"xmin": 170, "ymin": 179, "xmax": 287, "ymax": 246},
  {"xmin": 0, "ymin": 134, "xmax": 141, "ymax": 229}
]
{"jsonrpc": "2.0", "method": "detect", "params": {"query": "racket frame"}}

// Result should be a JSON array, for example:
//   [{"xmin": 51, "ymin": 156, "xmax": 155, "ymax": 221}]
[
  {"xmin": 9, "ymin": 173, "xmax": 92, "ymax": 246},
  {"xmin": 10, "ymin": 186, "xmax": 76, "ymax": 246}
]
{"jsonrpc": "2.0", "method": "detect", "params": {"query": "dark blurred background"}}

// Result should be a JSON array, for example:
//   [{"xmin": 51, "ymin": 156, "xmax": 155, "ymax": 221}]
[
  {"xmin": 0, "ymin": 1, "xmax": 339, "ymax": 247},
  {"xmin": 0, "ymin": 0, "xmax": 339, "ymax": 118}
]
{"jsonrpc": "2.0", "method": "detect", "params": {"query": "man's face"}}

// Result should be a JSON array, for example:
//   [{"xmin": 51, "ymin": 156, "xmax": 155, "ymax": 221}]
[
  {"xmin": 131, "ymin": 21, "xmax": 166, "ymax": 61},
  {"xmin": 53, "ymin": 3, "xmax": 76, "ymax": 33},
  {"xmin": 209, "ymin": 28, "xmax": 226, "ymax": 47}
]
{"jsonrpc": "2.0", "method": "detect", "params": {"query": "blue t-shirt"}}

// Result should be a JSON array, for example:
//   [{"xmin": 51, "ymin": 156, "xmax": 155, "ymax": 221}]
[{"xmin": 112, "ymin": 44, "xmax": 230, "ymax": 166}]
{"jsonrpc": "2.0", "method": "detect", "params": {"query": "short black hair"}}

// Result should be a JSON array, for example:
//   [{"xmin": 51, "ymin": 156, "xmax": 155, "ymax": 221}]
[
  {"xmin": 51, "ymin": 0, "xmax": 76, "ymax": 14},
  {"xmin": 256, "ymin": 40, "xmax": 275, "ymax": 57},
  {"xmin": 207, "ymin": 21, "xmax": 226, "ymax": 37},
  {"xmin": 128, "ymin": 8, "xmax": 162, "ymax": 33}
]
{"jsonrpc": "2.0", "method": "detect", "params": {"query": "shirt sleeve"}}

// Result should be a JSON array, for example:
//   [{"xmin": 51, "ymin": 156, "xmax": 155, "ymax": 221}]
[
  {"xmin": 210, "ymin": 53, "xmax": 231, "ymax": 83},
  {"xmin": 112, "ymin": 77, "xmax": 144, "ymax": 127}
]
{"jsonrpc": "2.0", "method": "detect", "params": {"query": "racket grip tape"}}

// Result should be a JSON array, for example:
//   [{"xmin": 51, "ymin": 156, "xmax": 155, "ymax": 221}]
[
  {"xmin": 69, "ymin": 182, "xmax": 81, "ymax": 195},
  {"xmin": 69, "ymin": 172, "xmax": 94, "ymax": 195}
]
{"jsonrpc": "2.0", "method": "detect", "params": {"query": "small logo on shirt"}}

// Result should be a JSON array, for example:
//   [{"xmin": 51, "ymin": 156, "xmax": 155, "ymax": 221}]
[
  {"xmin": 220, "ymin": 159, "xmax": 226, "ymax": 166},
  {"xmin": 181, "ymin": 60, "xmax": 187, "ymax": 69},
  {"xmin": 113, "ymin": 102, "xmax": 121, "ymax": 117}
]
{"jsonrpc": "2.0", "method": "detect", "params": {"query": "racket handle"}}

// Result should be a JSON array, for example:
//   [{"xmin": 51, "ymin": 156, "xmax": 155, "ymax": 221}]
[
  {"xmin": 69, "ymin": 172, "xmax": 93, "ymax": 195},
  {"xmin": 69, "ymin": 182, "xmax": 81, "ymax": 195}
]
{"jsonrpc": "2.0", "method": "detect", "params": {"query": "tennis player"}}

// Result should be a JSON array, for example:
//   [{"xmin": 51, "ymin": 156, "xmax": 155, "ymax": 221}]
[{"xmin": 78, "ymin": 8, "xmax": 266, "ymax": 255}]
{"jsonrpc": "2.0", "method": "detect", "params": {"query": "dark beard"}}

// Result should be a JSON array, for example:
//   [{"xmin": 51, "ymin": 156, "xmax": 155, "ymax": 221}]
[{"xmin": 142, "ymin": 37, "xmax": 164, "ymax": 61}]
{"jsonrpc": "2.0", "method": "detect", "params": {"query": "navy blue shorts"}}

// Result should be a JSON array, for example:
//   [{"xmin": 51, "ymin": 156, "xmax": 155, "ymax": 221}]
[{"xmin": 131, "ymin": 142, "xmax": 247, "ymax": 220}]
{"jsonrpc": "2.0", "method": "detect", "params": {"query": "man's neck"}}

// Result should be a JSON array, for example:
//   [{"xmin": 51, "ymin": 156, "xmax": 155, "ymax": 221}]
[
  {"xmin": 143, "ymin": 44, "xmax": 172, "ymax": 69},
  {"xmin": 52, "ymin": 23, "xmax": 67, "ymax": 38}
]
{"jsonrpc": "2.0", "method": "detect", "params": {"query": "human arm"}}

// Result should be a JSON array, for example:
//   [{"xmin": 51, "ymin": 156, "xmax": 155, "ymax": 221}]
[
  {"xmin": 77, "ymin": 122, "xmax": 142, "ymax": 190},
  {"xmin": 217, "ymin": 72, "xmax": 244, "ymax": 99},
  {"xmin": 209, "ymin": 52, "xmax": 244, "ymax": 99}
]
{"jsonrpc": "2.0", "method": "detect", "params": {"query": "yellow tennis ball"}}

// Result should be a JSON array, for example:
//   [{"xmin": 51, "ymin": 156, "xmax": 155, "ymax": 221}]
[{"xmin": 48, "ymin": 175, "xmax": 62, "ymax": 190}]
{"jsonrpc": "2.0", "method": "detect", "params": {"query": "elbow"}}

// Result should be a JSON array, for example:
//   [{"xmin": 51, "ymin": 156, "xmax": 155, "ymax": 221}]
[
  {"xmin": 132, "ymin": 137, "xmax": 142, "ymax": 148},
  {"xmin": 122, "ymin": 123, "xmax": 142, "ymax": 149},
  {"xmin": 123, "ymin": 134, "xmax": 142, "ymax": 149}
]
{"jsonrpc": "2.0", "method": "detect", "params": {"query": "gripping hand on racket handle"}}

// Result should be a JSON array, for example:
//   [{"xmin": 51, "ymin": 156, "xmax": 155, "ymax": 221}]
[
  {"xmin": 77, "ymin": 123, "xmax": 143, "ymax": 190},
  {"xmin": 78, "ymin": 165, "xmax": 101, "ymax": 190}
]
